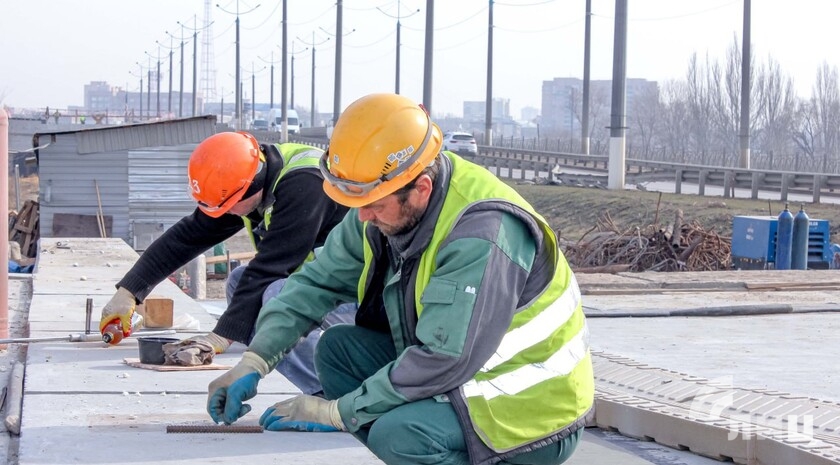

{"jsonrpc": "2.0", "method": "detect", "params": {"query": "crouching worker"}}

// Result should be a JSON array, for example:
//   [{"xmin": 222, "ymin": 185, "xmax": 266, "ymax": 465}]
[
  {"xmin": 99, "ymin": 131, "xmax": 353, "ymax": 395},
  {"xmin": 207, "ymin": 94, "xmax": 594, "ymax": 465}
]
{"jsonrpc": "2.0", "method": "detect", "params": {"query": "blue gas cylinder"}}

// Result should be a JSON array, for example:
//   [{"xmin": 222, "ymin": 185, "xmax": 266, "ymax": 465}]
[
  {"xmin": 791, "ymin": 205, "xmax": 810, "ymax": 270},
  {"xmin": 775, "ymin": 204, "xmax": 793, "ymax": 270}
]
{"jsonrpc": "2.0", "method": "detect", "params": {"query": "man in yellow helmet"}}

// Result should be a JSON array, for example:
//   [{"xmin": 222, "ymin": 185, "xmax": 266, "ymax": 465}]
[
  {"xmin": 207, "ymin": 94, "xmax": 593, "ymax": 465},
  {"xmin": 99, "ymin": 131, "xmax": 353, "ymax": 395}
]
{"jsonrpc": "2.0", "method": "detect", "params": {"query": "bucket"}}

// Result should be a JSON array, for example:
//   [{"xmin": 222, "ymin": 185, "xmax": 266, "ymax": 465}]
[{"xmin": 137, "ymin": 337, "xmax": 180, "ymax": 365}]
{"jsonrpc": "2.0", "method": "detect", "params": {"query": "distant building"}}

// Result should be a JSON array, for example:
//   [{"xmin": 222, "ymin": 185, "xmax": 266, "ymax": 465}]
[
  {"xmin": 541, "ymin": 77, "xmax": 658, "ymax": 136},
  {"xmin": 520, "ymin": 106, "xmax": 539, "ymax": 123},
  {"xmin": 84, "ymin": 81, "xmax": 201, "ymax": 122},
  {"xmin": 463, "ymin": 99, "xmax": 510, "ymax": 122}
]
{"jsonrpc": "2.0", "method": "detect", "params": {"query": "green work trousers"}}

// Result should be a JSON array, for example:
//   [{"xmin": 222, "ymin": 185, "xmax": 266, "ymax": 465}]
[{"xmin": 315, "ymin": 324, "xmax": 582, "ymax": 465}]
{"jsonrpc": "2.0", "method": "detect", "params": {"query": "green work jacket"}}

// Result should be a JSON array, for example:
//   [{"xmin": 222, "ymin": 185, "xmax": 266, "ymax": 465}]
[{"xmin": 250, "ymin": 153, "xmax": 594, "ymax": 465}]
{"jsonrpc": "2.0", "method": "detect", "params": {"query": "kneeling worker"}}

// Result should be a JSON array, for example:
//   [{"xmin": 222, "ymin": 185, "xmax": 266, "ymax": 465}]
[
  {"xmin": 99, "ymin": 131, "xmax": 352, "ymax": 395},
  {"xmin": 206, "ymin": 94, "xmax": 593, "ymax": 465}
]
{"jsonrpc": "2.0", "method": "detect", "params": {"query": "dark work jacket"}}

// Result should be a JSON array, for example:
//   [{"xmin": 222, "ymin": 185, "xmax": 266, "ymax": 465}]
[{"xmin": 117, "ymin": 143, "xmax": 349, "ymax": 343}]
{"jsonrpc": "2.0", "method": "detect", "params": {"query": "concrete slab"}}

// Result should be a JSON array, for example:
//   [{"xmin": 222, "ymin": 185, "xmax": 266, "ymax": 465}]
[
  {"xmin": 18, "ymin": 237, "xmax": 839, "ymax": 464},
  {"xmin": 23, "ymin": 343, "xmax": 301, "ymax": 395},
  {"xmin": 589, "ymin": 313, "xmax": 840, "ymax": 402},
  {"xmin": 19, "ymin": 393, "xmax": 381, "ymax": 465}
]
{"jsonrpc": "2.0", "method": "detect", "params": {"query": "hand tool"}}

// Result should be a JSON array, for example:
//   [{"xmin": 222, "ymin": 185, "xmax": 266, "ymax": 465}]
[{"xmin": 0, "ymin": 329, "xmax": 176, "ymax": 344}]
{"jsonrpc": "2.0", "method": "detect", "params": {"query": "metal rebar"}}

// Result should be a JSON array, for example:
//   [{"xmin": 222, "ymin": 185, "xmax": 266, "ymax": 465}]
[
  {"xmin": 85, "ymin": 298, "xmax": 93, "ymax": 334},
  {"xmin": 166, "ymin": 424, "xmax": 263, "ymax": 434}
]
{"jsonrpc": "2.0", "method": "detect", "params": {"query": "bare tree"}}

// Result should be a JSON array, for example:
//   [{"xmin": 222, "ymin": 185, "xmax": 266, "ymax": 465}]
[
  {"xmin": 752, "ymin": 56, "xmax": 796, "ymax": 169},
  {"xmin": 627, "ymin": 83, "xmax": 661, "ymax": 158},
  {"xmin": 658, "ymin": 80, "xmax": 691, "ymax": 162},
  {"xmin": 792, "ymin": 100, "xmax": 817, "ymax": 165},
  {"xmin": 812, "ymin": 62, "xmax": 840, "ymax": 172}
]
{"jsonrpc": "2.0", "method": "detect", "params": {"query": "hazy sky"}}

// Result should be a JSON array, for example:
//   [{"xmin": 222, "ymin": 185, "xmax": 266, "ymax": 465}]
[{"xmin": 2, "ymin": 0, "xmax": 839, "ymax": 119}]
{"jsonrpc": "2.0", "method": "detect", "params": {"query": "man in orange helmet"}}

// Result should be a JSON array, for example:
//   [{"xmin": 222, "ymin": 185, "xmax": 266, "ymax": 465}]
[
  {"xmin": 99, "ymin": 131, "xmax": 352, "ymax": 395},
  {"xmin": 206, "ymin": 94, "xmax": 592, "ymax": 465}
]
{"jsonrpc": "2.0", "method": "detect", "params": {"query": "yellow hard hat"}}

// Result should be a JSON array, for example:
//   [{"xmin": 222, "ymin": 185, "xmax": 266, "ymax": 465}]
[
  {"xmin": 319, "ymin": 93, "xmax": 443, "ymax": 208},
  {"xmin": 188, "ymin": 131, "xmax": 262, "ymax": 218}
]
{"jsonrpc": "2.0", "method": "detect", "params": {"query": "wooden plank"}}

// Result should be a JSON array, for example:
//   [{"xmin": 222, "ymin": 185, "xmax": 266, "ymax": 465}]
[
  {"xmin": 204, "ymin": 251, "xmax": 256, "ymax": 265},
  {"xmin": 122, "ymin": 358, "xmax": 230, "ymax": 371}
]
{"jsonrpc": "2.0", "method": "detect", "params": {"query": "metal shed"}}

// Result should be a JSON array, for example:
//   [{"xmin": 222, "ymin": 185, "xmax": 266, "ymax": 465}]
[{"xmin": 33, "ymin": 116, "xmax": 217, "ymax": 250}]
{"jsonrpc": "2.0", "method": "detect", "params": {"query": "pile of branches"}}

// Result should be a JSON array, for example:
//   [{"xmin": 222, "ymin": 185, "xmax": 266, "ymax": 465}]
[{"xmin": 561, "ymin": 210, "xmax": 731, "ymax": 273}]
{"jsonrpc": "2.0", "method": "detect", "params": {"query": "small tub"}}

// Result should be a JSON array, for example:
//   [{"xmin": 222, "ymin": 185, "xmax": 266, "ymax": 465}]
[{"xmin": 137, "ymin": 337, "xmax": 180, "ymax": 365}]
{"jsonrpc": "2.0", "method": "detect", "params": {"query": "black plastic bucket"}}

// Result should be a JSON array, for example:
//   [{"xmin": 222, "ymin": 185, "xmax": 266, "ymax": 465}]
[{"xmin": 138, "ymin": 337, "xmax": 180, "ymax": 365}]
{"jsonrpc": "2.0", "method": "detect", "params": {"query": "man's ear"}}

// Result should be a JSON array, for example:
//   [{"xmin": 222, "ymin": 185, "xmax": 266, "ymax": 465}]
[{"xmin": 414, "ymin": 174, "xmax": 433, "ymax": 201}]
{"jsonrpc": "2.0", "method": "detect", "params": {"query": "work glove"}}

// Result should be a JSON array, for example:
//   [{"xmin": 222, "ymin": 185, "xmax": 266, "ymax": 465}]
[
  {"xmin": 99, "ymin": 287, "xmax": 137, "ymax": 335},
  {"xmin": 163, "ymin": 333, "xmax": 232, "ymax": 366},
  {"xmin": 259, "ymin": 395, "xmax": 346, "ymax": 432},
  {"xmin": 207, "ymin": 351, "xmax": 269, "ymax": 425}
]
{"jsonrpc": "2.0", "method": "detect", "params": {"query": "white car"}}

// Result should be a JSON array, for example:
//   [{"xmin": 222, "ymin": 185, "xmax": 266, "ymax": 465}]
[{"xmin": 443, "ymin": 131, "xmax": 478, "ymax": 156}]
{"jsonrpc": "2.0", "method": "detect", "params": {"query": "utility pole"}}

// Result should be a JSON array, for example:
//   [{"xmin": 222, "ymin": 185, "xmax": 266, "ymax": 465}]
[
  {"xmin": 258, "ymin": 51, "xmax": 279, "ymax": 110},
  {"xmin": 333, "ymin": 0, "xmax": 343, "ymax": 124},
  {"xmin": 250, "ymin": 63, "xmax": 266, "ymax": 122},
  {"xmin": 133, "ymin": 62, "xmax": 146, "ymax": 120},
  {"xmin": 377, "ymin": 2, "xmax": 420, "ymax": 94},
  {"xmin": 281, "ymin": 0, "xmax": 288, "ymax": 140},
  {"xmin": 179, "ymin": 17, "xmax": 213, "ymax": 117},
  {"xmin": 217, "ymin": 0, "xmax": 261, "ymax": 130},
  {"xmin": 166, "ymin": 25, "xmax": 189, "ymax": 117},
  {"xmin": 581, "ymin": 0, "xmax": 592, "ymax": 154},
  {"xmin": 156, "ymin": 39, "xmax": 177, "ymax": 116},
  {"xmin": 319, "ymin": 6, "xmax": 354, "ymax": 125},
  {"xmin": 607, "ymin": 0, "xmax": 628, "ymax": 190},
  {"xmin": 739, "ymin": 0, "xmax": 752, "ymax": 169},
  {"xmin": 484, "ymin": 0, "xmax": 494, "ymax": 145},
  {"xmin": 145, "ymin": 49, "xmax": 165, "ymax": 118},
  {"xmin": 298, "ymin": 32, "xmax": 330, "ymax": 128},
  {"xmin": 290, "ymin": 41, "xmax": 308, "ymax": 109},
  {"xmin": 422, "ymin": 0, "xmax": 434, "ymax": 112}
]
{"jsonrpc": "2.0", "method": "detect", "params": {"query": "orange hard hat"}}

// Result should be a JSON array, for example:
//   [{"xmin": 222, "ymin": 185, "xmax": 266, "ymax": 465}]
[
  {"xmin": 188, "ymin": 131, "xmax": 262, "ymax": 218},
  {"xmin": 319, "ymin": 93, "xmax": 443, "ymax": 208}
]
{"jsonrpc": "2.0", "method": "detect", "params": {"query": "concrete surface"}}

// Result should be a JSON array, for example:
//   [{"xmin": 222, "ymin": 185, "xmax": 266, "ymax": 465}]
[{"xmin": 6, "ymin": 237, "xmax": 840, "ymax": 464}]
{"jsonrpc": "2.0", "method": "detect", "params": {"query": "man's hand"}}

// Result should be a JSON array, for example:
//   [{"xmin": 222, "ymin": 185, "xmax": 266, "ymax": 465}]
[
  {"xmin": 99, "ymin": 287, "xmax": 136, "ymax": 335},
  {"xmin": 207, "ymin": 352, "xmax": 269, "ymax": 425},
  {"xmin": 259, "ymin": 395, "xmax": 345, "ymax": 432},
  {"xmin": 163, "ymin": 332, "xmax": 232, "ymax": 366}
]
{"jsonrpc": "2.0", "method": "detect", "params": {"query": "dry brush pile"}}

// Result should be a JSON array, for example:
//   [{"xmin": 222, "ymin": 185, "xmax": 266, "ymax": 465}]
[{"xmin": 560, "ymin": 208, "xmax": 732, "ymax": 273}]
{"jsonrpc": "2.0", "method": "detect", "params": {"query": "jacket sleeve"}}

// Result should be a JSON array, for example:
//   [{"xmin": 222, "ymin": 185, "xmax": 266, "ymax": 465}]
[
  {"xmin": 213, "ymin": 170, "xmax": 346, "ymax": 344},
  {"xmin": 248, "ymin": 210, "xmax": 365, "ymax": 368},
  {"xmin": 117, "ymin": 210, "xmax": 243, "ymax": 302},
  {"xmin": 337, "ymin": 210, "xmax": 540, "ymax": 432}
]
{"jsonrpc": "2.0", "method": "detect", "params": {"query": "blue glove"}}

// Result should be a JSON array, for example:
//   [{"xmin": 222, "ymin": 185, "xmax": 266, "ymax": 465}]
[
  {"xmin": 259, "ymin": 395, "xmax": 346, "ymax": 432},
  {"xmin": 207, "ymin": 351, "xmax": 269, "ymax": 425}
]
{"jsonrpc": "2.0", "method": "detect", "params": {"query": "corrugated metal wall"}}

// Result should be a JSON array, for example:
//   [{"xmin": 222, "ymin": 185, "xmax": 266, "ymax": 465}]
[
  {"xmin": 39, "ymin": 137, "xmax": 132, "ymax": 240},
  {"xmin": 128, "ymin": 146, "xmax": 198, "ymax": 249},
  {"xmin": 37, "ymin": 117, "xmax": 214, "ymax": 248}
]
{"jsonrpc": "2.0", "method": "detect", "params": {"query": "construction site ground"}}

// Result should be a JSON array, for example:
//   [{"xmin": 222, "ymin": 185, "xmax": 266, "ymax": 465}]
[{"xmin": 1, "ymin": 237, "xmax": 839, "ymax": 464}]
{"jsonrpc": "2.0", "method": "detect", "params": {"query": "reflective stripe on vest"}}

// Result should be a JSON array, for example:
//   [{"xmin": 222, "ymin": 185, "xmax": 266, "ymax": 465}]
[
  {"xmin": 357, "ymin": 153, "xmax": 593, "ymax": 453},
  {"xmin": 463, "ymin": 323, "xmax": 589, "ymax": 400},
  {"xmin": 478, "ymin": 274, "xmax": 581, "ymax": 373}
]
